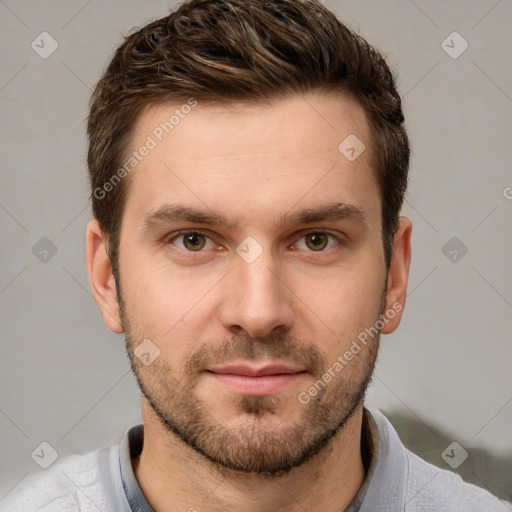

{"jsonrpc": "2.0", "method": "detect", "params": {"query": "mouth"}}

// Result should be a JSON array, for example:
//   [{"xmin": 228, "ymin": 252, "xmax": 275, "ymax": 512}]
[{"xmin": 204, "ymin": 362, "xmax": 308, "ymax": 396}]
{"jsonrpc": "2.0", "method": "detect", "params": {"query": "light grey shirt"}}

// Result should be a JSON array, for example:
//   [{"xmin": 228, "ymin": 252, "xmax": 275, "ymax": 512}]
[{"xmin": 1, "ymin": 407, "xmax": 509, "ymax": 511}]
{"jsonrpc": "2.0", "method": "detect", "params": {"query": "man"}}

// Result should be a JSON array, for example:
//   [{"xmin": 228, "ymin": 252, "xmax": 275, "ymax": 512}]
[{"xmin": 4, "ymin": 0, "xmax": 508, "ymax": 510}]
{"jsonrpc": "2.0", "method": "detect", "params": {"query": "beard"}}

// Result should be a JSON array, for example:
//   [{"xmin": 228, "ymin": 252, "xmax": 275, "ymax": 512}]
[{"xmin": 118, "ymin": 285, "xmax": 385, "ymax": 477}]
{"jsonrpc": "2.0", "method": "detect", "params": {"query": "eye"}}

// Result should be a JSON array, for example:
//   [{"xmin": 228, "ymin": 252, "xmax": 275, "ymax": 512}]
[
  {"xmin": 168, "ymin": 231, "xmax": 215, "ymax": 252},
  {"xmin": 295, "ymin": 232, "xmax": 339, "ymax": 252}
]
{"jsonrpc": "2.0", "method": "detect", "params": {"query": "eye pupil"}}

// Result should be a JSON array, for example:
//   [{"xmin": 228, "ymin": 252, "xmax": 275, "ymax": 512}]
[
  {"xmin": 183, "ymin": 233, "xmax": 206, "ymax": 251},
  {"xmin": 306, "ymin": 233, "xmax": 328, "ymax": 251}
]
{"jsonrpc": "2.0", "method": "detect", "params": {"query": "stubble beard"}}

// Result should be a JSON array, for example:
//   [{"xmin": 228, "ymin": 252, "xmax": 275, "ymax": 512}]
[{"xmin": 119, "ymin": 288, "xmax": 384, "ymax": 476}]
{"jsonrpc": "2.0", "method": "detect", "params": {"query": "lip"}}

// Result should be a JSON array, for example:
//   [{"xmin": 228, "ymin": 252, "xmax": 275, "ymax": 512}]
[
  {"xmin": 205, "ymin": 362, "xmax": 307, "ymax": 396},
  {"xmin": 207, "ymin": 363, "xmax": 305, "ymax": 377}
]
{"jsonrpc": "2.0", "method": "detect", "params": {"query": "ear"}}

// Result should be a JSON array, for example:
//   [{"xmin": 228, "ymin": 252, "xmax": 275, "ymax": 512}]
[
  {"xmin": 86, "ymin": 219, "xmax": 123, "ymax": 334},
  {"xmin": 381, "ymin": 216, "xmax": 412, "ymax": 334}
]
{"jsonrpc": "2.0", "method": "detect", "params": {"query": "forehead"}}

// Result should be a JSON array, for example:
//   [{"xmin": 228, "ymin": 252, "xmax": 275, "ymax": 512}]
[{"xmin": 122, "ymin": 92, "xmax": 380, "ymax": 232}]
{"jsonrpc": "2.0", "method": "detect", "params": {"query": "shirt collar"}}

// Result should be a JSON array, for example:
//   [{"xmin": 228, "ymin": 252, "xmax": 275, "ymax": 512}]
[
  {"xmin": 119, "ymin": 423, "xmax": 154, "ymax": 511},
  {"xmin": 358, "ymin": 407, "xmax": 407, "ymax": 511}
]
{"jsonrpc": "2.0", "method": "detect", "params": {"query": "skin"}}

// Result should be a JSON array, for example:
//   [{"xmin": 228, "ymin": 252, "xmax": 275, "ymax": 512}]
[{"xmin": 86, "ymin": 92, "xmax": 412, "ymax": 512}]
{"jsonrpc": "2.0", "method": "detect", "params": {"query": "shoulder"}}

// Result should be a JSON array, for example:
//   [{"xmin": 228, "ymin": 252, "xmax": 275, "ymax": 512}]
[
  {"xmin": 366, "ymin": 408, "xmax": 510, "ymax": 512},
  {"xmin": 403, "ymin": 446, "xmax": 509, "ymax": 511},
  {"xmin": 1, "ymin": 444, "xmax": 128, "ymax": 512}
]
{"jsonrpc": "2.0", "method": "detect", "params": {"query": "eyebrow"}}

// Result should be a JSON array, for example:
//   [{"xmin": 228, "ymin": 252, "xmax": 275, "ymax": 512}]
[{"xmin": 142, "ymin": 202, "xmax": 367, "ymax": 232}]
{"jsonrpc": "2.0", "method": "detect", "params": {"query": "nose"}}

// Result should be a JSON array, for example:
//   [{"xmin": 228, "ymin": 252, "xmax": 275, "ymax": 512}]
[{"xmin": 219, "ymin": 248, "xmax": 294, "ymax": 339}]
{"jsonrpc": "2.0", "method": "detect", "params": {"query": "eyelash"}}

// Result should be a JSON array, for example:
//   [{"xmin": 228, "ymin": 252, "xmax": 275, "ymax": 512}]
[{"xmin": 164, "ymin": 230, "xmax": 342, "ymax": 253}]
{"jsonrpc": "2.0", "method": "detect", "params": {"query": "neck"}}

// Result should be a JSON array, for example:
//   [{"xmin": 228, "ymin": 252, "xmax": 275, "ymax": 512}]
[{"xmin": 132, "ymin": 401, "xmax": 366, "ymax": 512}]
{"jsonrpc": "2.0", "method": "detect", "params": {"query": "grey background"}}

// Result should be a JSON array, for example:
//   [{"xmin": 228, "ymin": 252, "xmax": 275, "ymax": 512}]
[{"xmin": 1, "ymin": 0, "xmax": 511, "ymax": 504}]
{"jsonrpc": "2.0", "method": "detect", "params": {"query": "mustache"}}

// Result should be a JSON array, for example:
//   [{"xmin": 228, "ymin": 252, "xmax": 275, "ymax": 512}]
[{"xmin": 184, "ymin": 332, "xmax": 326, "ymax": 377}]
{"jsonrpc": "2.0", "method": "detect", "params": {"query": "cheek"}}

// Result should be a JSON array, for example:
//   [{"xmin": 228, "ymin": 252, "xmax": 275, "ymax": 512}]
[
  {"xmin": 290, "ymin": 256, "xmax": 384, "ymax": 350},
  {"xmin": 119, "ymin": 250, "xmax": 222, "ymax": 347}
]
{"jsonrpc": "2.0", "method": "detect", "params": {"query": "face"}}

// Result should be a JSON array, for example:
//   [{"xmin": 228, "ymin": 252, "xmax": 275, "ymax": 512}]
[{"xmin": 112, "ymin": 93, "xmax": 394, "ymax": 475}]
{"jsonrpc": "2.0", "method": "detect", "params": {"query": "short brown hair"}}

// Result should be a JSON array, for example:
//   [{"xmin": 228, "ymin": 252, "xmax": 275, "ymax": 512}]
[{"xmin": 87, "ymin": 0, "xmax": 409, "ymax": 274}]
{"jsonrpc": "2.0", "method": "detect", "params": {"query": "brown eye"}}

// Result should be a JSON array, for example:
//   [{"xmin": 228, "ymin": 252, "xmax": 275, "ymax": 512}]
[
  {"xmin": 304, "ymin": 233, "xmax": 329, "ymax": 251},
  {"xmin": 182, "ymin": 232, "xmax": 207, "ymax": 251}
]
